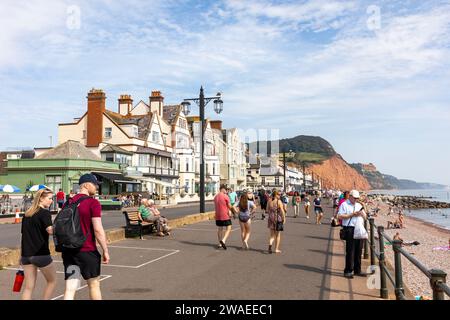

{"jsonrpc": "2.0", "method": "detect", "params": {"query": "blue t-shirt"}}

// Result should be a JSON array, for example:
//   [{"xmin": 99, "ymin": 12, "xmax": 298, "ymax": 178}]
[{"xmin": 314, "ymin": 198, "xmax": 321, "ymax": 208}]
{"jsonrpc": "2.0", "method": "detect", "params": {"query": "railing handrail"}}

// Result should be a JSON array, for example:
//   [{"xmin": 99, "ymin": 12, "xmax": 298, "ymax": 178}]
[
  {"xmin": 367, "ymin": 217, "xmax": 449, "ymax": 300},
  {"xmin": 436, "ymin": 282, "xmax": 450, "ymax": 297}
]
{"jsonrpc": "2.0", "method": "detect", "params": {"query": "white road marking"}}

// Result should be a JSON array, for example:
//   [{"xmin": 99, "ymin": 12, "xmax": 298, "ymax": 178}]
[
  {"xmin": 50, "ymin": 275, "xmax": 113, "ymax": 300},
  {"xmin": 135, "ymin": 250, "xmax": 179, "ymax": 268},
  {"xmin": 4, "ymin": 267, "xmax": 113, "ymax": 300},
  {"xmin": 50, "ymin": 246, "xmax": 180, "ymax": 269}
]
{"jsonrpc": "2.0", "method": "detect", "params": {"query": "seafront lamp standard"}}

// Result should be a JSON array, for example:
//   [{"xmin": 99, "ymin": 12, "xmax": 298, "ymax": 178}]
[
  {"xmin": 283, "ymin": 150, "xmax": 293, "ymax": 193},
  {"xmin": 181, "ymin": 87, "xmax": 223, "ymax": 213}
]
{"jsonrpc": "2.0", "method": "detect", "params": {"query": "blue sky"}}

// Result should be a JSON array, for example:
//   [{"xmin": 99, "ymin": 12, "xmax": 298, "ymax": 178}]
[{"xmin": 1, "ymin": 0, "xmax": 450, "ymax": 185}]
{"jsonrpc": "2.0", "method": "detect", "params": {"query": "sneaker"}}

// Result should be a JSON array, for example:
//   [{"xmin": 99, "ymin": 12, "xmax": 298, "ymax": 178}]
[
  {"xmin": 344, "ymin": 273, "xmax": 354, "ymax": 279},
  {"xmin": 220, "ymin": 240, "xmax": 227, "ymax": 250},
  {"xmin": 306, "ymin": 216, "xmax": 310, "ymax": 219}
]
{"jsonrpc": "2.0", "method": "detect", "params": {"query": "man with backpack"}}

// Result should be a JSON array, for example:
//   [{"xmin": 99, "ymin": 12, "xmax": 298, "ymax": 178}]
[{"xmin": 56, "ymin": 173, "xmax": 109, "ymax": 300}]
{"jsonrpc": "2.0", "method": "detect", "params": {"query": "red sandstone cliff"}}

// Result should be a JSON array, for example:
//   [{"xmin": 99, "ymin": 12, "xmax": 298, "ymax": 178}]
[{"xmin": 306, "ymin": 154, "xmax": 371, "ymax": 191}]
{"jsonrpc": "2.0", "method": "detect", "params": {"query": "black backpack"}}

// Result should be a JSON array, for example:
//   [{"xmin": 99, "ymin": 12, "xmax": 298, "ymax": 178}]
[{"xmin": 53, "ymin": 196, "xmax": 91, "ymax": 252}]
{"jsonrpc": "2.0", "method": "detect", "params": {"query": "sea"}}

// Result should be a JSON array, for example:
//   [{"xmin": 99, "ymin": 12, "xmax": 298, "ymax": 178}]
[{"xmin": 368, "ymin": 189, "xmax": 450, "ymax": 231}]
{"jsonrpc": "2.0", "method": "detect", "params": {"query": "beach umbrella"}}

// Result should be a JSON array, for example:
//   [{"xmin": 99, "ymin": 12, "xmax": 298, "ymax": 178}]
[
  {"xmin": 0, "ymin": 184, "xmax": 21, "ymax": 193},
  {"xmin": 27, "ymin": 184, "xmax": 50, "ymax": 192}
]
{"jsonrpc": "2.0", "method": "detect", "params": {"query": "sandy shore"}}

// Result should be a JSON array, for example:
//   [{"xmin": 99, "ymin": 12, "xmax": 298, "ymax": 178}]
[{"xmin": 366, "ymin": 199, "xmax": 449, "ymax": 299}]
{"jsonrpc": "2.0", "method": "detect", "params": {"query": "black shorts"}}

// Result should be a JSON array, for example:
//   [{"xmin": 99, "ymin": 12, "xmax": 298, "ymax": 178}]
[
  {"xmin": 62, "ymin": 250, "xmax": 101, "ymax": 280},
  {"xmin": 216, "ymin": 219, "xmax": 232, "ymax": 227},
  {"xmin": 315, "ymin": 207, "xmax": 323, "ymax": 214},
  {"xmin": 21, "ymin": 255, "xmax": 53, "ymax": 268}
]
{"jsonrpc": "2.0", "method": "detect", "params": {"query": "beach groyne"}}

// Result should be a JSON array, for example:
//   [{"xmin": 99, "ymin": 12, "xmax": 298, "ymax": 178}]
[{"xmin": 368, "ymin": 194, "xmax": 450, "ymax": 209}]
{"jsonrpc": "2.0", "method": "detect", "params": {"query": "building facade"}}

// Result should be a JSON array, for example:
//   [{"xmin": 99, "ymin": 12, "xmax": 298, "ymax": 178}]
[{"xmin": 58, "ymin": 89, "xmax": 180, "ymax": 196}]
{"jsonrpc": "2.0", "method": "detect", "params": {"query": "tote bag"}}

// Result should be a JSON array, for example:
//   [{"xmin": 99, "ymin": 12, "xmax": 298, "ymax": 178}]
[{"xmin": 353, "ymin": 218, "xmax": 368, "ymax": 240}]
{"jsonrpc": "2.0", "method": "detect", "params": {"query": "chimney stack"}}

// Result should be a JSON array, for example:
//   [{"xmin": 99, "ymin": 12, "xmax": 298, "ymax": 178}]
[
  {"xmin": 149, "ymin": 91, "xmax": 164, "ymax": 117},
  {"xmin": 86, "ymin": 88, "xmax": 106, "ymax": 147},
  {"xmin": 118, "ymin": 94, "xmax": 133, "ymax": 116},
  {"xmin": 209, "ymin": 120, "xmax": 223, "ymax": 131}
]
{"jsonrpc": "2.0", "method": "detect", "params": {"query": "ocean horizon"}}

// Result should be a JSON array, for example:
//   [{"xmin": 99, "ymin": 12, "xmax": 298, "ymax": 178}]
[{"xmin": 368, "ymin": 189, "xmax": 450, "ymax": 231}]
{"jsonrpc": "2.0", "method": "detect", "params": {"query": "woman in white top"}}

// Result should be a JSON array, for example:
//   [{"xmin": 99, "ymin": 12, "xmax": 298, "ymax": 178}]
[{"xmin": 304, "ymin": 194, "xmax": 311, "ymax": 219}]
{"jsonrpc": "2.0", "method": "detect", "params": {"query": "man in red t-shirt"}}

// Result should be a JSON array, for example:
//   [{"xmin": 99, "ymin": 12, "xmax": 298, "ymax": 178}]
[
  {"xmin": 214, "ymin": 184, "xmax": 234, "ymax": 250},
  {"xmin": 62, "ymin": 173, "xmax": 109, "ymax": 300},
  {"xmin": 56, "ymin": 189, "xmax": 65, "ymax": 211}
]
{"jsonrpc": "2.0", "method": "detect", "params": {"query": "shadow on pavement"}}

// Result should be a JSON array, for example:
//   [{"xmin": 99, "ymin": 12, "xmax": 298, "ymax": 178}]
[
  {"xmin": 308, "ymin": 248, "xmax": 345, "ymax": 257},
  {"xmin": 305, "ymin": 235, "xmax": 338, "ymax": 241},
  {"xmin": 284, "ymin": 264, "xmax": 342, "ymax": 277}
]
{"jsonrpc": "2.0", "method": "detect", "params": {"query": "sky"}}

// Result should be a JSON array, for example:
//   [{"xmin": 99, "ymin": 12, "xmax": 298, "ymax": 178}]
[{"xmin": 0, "ymin": 0, "xmax": 449, "ymax": 185}]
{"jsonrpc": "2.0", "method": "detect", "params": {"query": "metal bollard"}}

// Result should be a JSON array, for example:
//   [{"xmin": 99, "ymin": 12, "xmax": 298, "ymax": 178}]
[
  {"xmin": 377, "ymin": 226, "xmax": 389, "ymax": 299},
  {"xmin": 392, "ymin": 239, "xmax": 405, "ymax": 299},
  {"xmin": 369, "ymin": 217, "xmax": 376, "ymax": 270},
  {"xmin": 429, "ymin": 269, "xmax": 447, "ymax": 300},
  {"xmin": 363, "ymin": 219, "xmax": 369, "ymax": 259}
]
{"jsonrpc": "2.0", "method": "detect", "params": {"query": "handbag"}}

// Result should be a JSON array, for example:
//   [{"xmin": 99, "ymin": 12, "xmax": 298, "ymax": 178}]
[
  {"xmin": 331, "ymin": 217, "xmax": 340, "ymax": 227},
  {"xmin": 275, "ymin": 200, "xmax": 284, "ymax": 231},
  {"xmin": 276, "ymin": 220, "xmax": 284, "ymax": 231},
  {"xmin": 339, "ymin": 216, "xmax": 353, "ymax": 240}
]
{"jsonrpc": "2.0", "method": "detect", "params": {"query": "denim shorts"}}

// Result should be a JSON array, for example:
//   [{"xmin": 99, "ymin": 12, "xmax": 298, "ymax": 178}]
[{"xmin": 21, "ymin": 255, "xmax": 53, "ymax": 268}]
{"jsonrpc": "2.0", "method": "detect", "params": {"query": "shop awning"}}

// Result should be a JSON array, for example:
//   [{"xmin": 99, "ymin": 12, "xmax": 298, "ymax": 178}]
[
  {"xmin": 127, "ymin": 175, "xmax": 175, "ymax": 188},
  {"xmin": 92, "ymin": 172, "xmax": 141, "ymax": 185}
]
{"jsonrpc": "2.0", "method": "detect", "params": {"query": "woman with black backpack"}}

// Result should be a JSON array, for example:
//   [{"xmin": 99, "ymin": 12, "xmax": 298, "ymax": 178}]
[{"xmin": 20, "ymin": 188, "xmax": 57, "ymax": 300}]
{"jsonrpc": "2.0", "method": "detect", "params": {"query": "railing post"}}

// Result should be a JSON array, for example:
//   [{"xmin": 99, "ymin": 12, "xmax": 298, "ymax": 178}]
[
  {"xmin": 430, "ymin": 269, "xmax": 447, "ymax": 300},
  {"xmin": 363, "ymin": 219, "xmax": 369, "ymax": 259},
  {"xmin": 377, "ymin": 226, "xmax": 389, "ymax": 299},
  {"xmin": 392, "ymin": 239, "xmax": 405, "ymax": 299},
  {"xmin": 369, "ymin": 217, "xmax": 376, "ymax": 270}
]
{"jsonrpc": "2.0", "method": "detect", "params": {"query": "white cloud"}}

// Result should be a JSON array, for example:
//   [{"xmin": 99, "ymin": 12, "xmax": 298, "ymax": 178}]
[{"xmin": 223, "ymin": 0, "xmax": 357, "ymax": 32}]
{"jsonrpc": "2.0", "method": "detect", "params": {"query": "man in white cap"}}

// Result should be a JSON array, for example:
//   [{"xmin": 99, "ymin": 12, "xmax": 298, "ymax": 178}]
[{"xmin": 338, "ymin": 189, "xmax": 367, "ymax": 279}]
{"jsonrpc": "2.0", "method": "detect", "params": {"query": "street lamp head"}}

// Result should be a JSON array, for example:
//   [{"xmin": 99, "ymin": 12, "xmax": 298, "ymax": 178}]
[
  {"xmin": 181, "ymin": 101, "xmax": 191, "ymax": 115},
  {"xmin": 213, "ymin": 98, "xmax": 223, "ymax": 114}
]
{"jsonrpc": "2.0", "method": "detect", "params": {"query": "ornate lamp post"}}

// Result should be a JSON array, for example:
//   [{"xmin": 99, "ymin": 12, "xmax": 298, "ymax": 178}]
[{"xmin": 181, "ymin": 87, "xmax": 223, "ymax": 213}]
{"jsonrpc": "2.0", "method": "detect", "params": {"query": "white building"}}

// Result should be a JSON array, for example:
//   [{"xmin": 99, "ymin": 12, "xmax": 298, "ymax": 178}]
[
  {"xmin": 58, "ymin": 89, "xmax": 179, "ymax": 196},
  {"xmin": 187, "ymin": 117, "xmax": 221, "ymax": 196}
]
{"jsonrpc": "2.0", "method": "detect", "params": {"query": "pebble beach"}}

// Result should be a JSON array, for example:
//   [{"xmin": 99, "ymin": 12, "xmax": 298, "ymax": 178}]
[{"xmin": 366, "ymin": 198, "xmax": 450, "ymax": 299}]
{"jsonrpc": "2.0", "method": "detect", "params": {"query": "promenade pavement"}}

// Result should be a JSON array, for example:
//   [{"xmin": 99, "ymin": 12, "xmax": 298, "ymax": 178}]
[
  {"xmin": 0, "ymin": 203, "xmax": 215, "ymax": 248},
  {"xmin": 0, "ymin": 200, "xmax": 383, "ymax": 300}
]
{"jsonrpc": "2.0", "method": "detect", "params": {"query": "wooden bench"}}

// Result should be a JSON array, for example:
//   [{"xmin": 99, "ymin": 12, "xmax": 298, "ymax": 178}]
[{"xmin": 123, "ymin": 210, "xmax": 156, "ymax": 239}]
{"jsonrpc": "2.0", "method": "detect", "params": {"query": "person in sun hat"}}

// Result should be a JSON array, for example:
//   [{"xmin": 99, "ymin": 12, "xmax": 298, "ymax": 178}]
[{"xmin": 338, "ymin": 189, "xmax": 368, "ymax": 279}]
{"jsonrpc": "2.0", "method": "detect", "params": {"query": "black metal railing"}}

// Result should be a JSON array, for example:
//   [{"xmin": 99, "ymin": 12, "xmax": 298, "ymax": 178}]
[{"xmin": 366, "ymin": 217, "xmax": 449, "ymax": 300}]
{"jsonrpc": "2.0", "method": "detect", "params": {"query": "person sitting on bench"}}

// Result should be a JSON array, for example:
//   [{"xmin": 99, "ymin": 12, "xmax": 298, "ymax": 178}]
[{"xmin": 138, "ymin": 199, "xmax": 170, "ymax": 237}]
